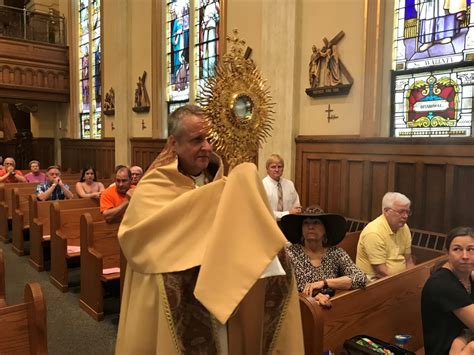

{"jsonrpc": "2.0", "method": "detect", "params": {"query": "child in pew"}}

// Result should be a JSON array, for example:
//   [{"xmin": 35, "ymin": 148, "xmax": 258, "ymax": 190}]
[{"xmin": 421, "ymin": 226, "xmax": 474, "ymax": 355}]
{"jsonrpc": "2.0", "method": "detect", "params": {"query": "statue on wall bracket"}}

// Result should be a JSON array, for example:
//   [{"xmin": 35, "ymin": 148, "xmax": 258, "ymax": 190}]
[
  {"xmin": 132, "ymin": 71, "xmax": 151, "ymax": 113},
  {"xmin": 306, "ymin": 30, "xmax": 354, "ymax": 98},
  {"xmin": 198, "ymin": 29, "xmax": 275, "ymax": 170},
  {"xmin": 103, "ymin": 87, "xmax": 115, "ymax": 115}
]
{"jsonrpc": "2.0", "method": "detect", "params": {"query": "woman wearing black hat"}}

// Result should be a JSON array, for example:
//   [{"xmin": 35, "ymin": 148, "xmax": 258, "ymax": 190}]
[{"xmin": 280, "ymin": 206, "xmax": 367, "ymax": 304}]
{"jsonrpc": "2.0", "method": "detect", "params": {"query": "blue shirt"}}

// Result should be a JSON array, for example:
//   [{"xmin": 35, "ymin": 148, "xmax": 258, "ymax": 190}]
[{"xmin": 36, "ymin": 182, "xmax": 70, "ymax": 201}]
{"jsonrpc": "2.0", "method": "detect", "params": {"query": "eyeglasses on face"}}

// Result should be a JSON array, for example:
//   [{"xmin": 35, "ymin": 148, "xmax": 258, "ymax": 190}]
[{"xmin": 389, "ymin": 208, "xmax": 412, "ymax": 216}]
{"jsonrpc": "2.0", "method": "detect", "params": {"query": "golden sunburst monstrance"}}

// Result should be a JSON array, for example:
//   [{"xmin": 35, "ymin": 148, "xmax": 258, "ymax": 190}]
[{"xmin": 198, "ymin": 29, "xmax": 275, "ymax": 169}]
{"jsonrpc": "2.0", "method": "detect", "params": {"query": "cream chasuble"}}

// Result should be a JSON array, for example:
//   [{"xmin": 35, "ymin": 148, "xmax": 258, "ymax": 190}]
[{"xmin": 116, "ymin": 155, "xmax": 304, "ymax": 354}]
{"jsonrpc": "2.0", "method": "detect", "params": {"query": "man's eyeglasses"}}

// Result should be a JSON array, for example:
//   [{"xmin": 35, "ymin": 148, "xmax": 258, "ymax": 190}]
[{"xmin": 389, "ymin": 208, "xmax": 412, "ymax": 216}]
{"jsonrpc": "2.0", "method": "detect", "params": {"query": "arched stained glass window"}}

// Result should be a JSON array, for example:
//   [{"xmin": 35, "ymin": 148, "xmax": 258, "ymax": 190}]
[
  {"xmin": 165, "ymin": 0, "xmax": 222, "ymax": 114},
  {"xmin": 78, "ymin": 0, "xmax": 102, "ymax": 139},
  {"xmin": 392, "ymin": 0, "xmax": 474, "ymax": 137}
]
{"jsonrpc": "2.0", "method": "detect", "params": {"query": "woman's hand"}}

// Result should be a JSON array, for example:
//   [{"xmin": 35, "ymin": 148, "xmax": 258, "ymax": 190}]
[
  {"xmin": 314, "ymin": 293, "xmax": 332, "ymax": 308},
  {"xmin": 303, "ymin": 281, "xmax": 325, "ymax": 297}
]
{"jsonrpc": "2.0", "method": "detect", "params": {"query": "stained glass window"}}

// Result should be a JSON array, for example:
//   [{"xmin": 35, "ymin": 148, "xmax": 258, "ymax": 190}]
[
  {"xmin": 78, "ymin": 0, "xmax": 101, "ymax": 139},
  {"xmin": 195, "ymin": 0, "xmax": 220, "ymax": 96},
  {"xmin": 165, "ymin": 0, "xmax": 222, "ymax": 114},
  {"xmin": 392, "ymin": 0, "xmax": 474, "ymax": 137}
]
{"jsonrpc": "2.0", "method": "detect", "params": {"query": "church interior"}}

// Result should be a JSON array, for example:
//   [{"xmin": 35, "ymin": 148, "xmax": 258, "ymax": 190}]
[{"xmin": 1, "ymin": 0, "xmax": 473, "ymax": 353}]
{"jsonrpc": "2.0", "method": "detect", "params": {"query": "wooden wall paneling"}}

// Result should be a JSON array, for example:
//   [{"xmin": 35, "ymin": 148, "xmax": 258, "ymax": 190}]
[
  {"xmin": 340, "ymin": 159, "xmax": 349, "ymax": 216},
  {"xmin": 319, "ymin": 159, "xmax": 327, "ymax": 210},
  {"xmin": 452, "ymin": 166, "xmax": 474, "ymax": 228},
  {"xmin": 370, "ymin": 162, "xmax": 389, "ymax": 220},
  {"xmin": 60, "ymin": 139, "xmax": 115, "ymax": 178},
  {"xmin": 347, "ymin": 160, "xmax": 364, "ymax": 218},
  {"xmin": 306, "ymin": 157, "xmax": 321, "ymax": 209},
  {"xmin": 295, "ymin": 137, "xmax": 474, "ymax": 232},
  {"xmin": 326, "ymin": 160, "xmax": 342, "ymax": 214},
  {"xmin": 443, "ymin": 164, "xmax": 454, "ymax": 231},
  {"xmin": 361, "ymin": 160, "xmax": 372, "ymax": 221},
  {"xmin": 394, "ymin": 162, "xmax": 418, "ymax": 226},
  {"xmin": 422, "ymin": 164, "xmax": 446, "ymax": 232},
  {"xmin": 130, "ymin": 138, "xmax": 167, "ymax": 171},
  {"xmin": 387, "ymin": 161, "xmax": 396, "ymax": 192}
]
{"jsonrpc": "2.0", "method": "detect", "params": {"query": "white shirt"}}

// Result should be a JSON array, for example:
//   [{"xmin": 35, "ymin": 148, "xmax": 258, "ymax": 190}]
[{"xmin": 262, "ymin": 175, "xmax": 300, "ymax": 220}]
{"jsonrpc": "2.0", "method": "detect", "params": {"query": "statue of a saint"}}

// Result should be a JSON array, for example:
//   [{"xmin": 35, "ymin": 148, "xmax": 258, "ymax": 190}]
[
  {"xmin": 133, "ymin": 71, "xmax": 150, "ymax": 110},
  {"xmin": 309, "ymin": 45, "xmax": 323, "ymax": 88}
]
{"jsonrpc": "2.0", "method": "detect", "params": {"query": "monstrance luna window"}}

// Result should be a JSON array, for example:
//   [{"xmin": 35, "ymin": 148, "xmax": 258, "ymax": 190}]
[
  {"xmin": 392, "ymin": 0, "xmax": 474, "ymax": 137},
  {"xmin": 166, "ymin": 0, "xmax": 221, "ymax": 114},
  {"xmin": 78, "ymin": 0, "xmax": 102, "ymax": 139}
]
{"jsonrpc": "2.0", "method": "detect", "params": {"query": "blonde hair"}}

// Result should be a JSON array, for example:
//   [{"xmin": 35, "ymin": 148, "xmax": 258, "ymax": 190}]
[{"xmin": 266, "ymin": 154, "xmax": 284, "ymax": 169}]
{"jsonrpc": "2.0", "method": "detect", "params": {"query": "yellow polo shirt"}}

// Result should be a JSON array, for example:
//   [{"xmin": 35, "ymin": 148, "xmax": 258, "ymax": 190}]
[{"xmin": 356, "ymin": 214, "xmax": 411, "ymax": 280}]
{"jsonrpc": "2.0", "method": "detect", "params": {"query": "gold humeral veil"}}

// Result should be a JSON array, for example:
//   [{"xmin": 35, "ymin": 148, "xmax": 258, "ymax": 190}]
[{"xmin": 116, "ymin": 31, "xmax": 304, "ymax": 354}]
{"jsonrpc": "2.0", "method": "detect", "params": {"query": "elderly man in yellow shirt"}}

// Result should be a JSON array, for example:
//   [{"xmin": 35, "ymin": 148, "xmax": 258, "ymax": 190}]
[{"xmin": 356, "ymin": 192, "xmax": 415, "ymax": 280}]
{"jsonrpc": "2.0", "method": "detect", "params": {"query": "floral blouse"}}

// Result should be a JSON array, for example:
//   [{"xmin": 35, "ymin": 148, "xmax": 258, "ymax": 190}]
[{"xmin": 285, "ymin": 244, "xmax": 368, "ymax": 293}]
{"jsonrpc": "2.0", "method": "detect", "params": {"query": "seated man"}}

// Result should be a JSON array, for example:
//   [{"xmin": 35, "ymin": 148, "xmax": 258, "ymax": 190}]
[
  {"xmin": 0, "ymin": 157, "xmax": 26, "ymax": 183},
  {"xmin": 100, "ymin": 166, "xmax": 133, "ymax": 223},
  {"xmin": 356, "ymin": 192, "xmax": 415, "ymax": 280},
  {"xmin": 262, "ymin": 154, "xmax": 301, "ymax": 220},
  {"xmin": 130, "ymin": 165, "xmax": 143, "ymax": 185},
  {"xmin": 36, "ymin": 166, "xmax": 74, "ymax": 201},
  {"xmin": 24, "ymin": 160, "xmax": 47, "ymax": 183}
]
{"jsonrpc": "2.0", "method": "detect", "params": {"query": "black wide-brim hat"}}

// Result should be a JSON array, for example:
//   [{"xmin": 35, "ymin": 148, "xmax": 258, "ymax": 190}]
[{"xmin": 280, "ymin": 212, "xmax": 348, "ymax": 246}]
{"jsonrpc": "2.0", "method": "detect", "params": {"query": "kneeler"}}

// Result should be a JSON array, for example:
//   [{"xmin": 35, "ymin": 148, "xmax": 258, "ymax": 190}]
[{"xmin": 228, "ymin": 278, "xmax": 267, "ymax": 355}]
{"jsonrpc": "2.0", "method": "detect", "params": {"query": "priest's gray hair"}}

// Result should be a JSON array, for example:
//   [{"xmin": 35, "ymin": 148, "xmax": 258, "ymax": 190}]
[
  {"xmin": 168, "ymin": 104, "xmax": 205, "ymax": 139},
  {"xmin": 382, "ymin": 192, "xmax": 411, "ymax": 213}
]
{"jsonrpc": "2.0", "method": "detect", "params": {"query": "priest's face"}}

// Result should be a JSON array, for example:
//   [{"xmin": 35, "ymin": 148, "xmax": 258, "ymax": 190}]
[{"xmin": 170, "ymin": 114, "xmax": 212, "ymax": 176}]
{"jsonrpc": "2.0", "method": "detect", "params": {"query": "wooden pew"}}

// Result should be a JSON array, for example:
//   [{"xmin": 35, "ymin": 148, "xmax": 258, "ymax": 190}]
[
  {"xmin": 49, "ymin": 204, "xmax": 102, "ymax": 292},
  {"xmin": 29, "ymin": 197, "xmax": 99, "ymax": 272},
  {"xmin": 79, "ymin": 213, "xmax": 120, "ymax": 320},
  {"xmin": 0, "ymin": 249, "xmax": 5, "ymax": 307},
  {"xmin": 11, "ymin": 187, "xmax": 41, "ymax": 255},
  {"xmin": 0, "ymin": 282, "xmax": 48, "ymax": 354},
  {"xmin": 299, "ymin": 249, "xmax": 445, "ymax": 354},
  {"xmin": 0, "ymin": 183, "xmax": 37, "ymax": 242}
]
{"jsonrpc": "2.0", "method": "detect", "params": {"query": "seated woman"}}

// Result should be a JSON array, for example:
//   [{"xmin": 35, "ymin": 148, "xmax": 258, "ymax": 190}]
[
  {"xmin": 280, "ymin": 206, "xmax": 367, "ymax": 307},
  {"xmin": 421, "ymin": 226, "xmax": 474, "ymax": 355},
  {"xmin": 75, "ymin": 166, "xmax": 104, "ymax": 199}
]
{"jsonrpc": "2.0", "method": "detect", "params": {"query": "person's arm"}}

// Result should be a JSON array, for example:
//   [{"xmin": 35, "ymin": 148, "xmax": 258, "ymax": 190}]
[
  {"xmin": 303, "ymin": 276, "xmax": 352, "ymax": 296},
  {"xmin": 0, "ymin": 173, "xmax": 10, "ymax": 182},
  {"xmin": 372, "ymin": 263, "xmax": 391, "ymax": 279},
  {"xmin": 405, "ymin": 254, "xmax": 415, "ymax": 269},
  {"xmin": 101, "ymin": 189, "xmax": 133, "ymax": 223},
  {"xmin": 453, "ymin": 304, "xmax": 474, "ymax": 330},
  {"xmin": 58, "ymin": 180, "xmax": 74, "ymax": 199},
  {"xmin": 75, "ymin": 182, "xmax": 88, "ymax": 198},
  {"xmin": 13, "ymin": 172, "xmax": 26, "ymax": 182},
  {"xmin": 335, "ymin": 248, "xmax": 368, "ymax": 288},
  {"xmin": 37, "ymin": 183, "xmax": 56, "ymax": 201},
  {"xmin": 102, "ymin": 200, "xmax": 129, "ymax": 223}
]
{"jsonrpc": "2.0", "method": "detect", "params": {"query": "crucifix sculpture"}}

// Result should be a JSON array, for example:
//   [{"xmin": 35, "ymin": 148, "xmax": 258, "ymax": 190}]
[{"xmin": 306, "ymin": 31, "xmax": 354, "ymax": 98}]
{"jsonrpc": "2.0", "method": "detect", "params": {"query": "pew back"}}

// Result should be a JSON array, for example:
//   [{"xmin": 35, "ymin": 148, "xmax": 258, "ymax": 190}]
[
  {"xmin": 0, "ymin": 283, "xmax": 48, "ymax": 354},
  {"xmin": 0, "ymin": 249, "xmax": 5, "ymax": 307},
  {"xmin": 299, "ymin": 255, "xmax": 446, "ymax": 354},
  {"xmin": 80, "ymin": 213, "xmax": 120, "ymax": 320},
  {"xmin": 28, "ymin": 197, "xmax": 100, "ymax": 271},
  {"xmin": 49, "ymin": 204, "xmax": 102, "ymax": 291},
  {"xmin": 0, "ymin": 183, "xmax": 37, "ymax": 242}
]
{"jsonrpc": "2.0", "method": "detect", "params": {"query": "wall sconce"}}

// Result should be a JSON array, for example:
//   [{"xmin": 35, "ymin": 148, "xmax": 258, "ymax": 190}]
[
  {"xmin": 111, "ymin": 121, "xmax": 115, "ymax": 130},
  {"xmin": 141, "ymin": 119, "xmax": 147, "ymax": 130}
]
